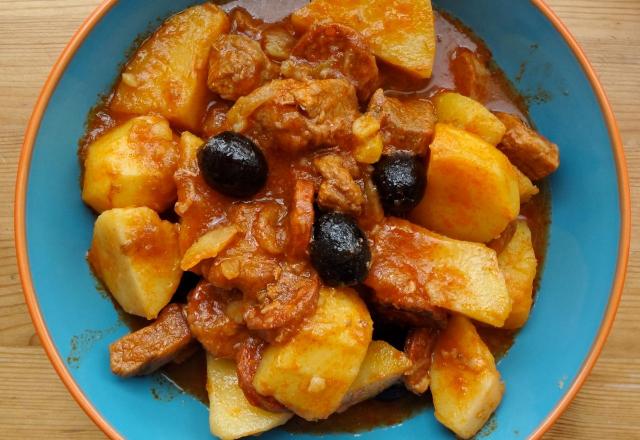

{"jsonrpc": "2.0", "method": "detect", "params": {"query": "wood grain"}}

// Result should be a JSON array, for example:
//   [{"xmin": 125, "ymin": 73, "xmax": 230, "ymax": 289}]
[{"xmin": 0, "ymin": 0, "xmax": 638, "ymax": 438}]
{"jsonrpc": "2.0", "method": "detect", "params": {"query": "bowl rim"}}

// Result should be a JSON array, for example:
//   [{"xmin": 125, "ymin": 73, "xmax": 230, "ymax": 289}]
[{"xmin": 14, "ymin": 1, "xmax": 631, "ymax": 439}]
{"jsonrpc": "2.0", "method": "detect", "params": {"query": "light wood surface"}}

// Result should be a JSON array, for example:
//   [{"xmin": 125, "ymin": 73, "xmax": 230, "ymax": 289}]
[{"xmin": 0, "ymin": 1, "xmax": 638, "ymax": 438}]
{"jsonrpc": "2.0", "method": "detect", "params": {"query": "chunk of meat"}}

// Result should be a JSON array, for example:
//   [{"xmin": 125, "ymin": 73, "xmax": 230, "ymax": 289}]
[
  {"xmin": 288, "ymin": 179, "xmax": 316, "ymax": 258},
  {"xmin": 243, "ymin": 262, "xmax": 321, "ymax": 344},
  {"xmin": 281, "ymin": 23, "xmax": 379, "ymax": 101},
  {"xmin": 236, "ymin": 337, "xmax": 288, "ymax": 412},
  {"xmin": 450, "ymin": 48, "xmax": 492, "ymax": 102},
  {"xmin": 314, "ymin": 154, "xmax": 365, "ymax": 216},
  {"xmin": 226, "ymin": 79, "xmax": 360, "ymax": 153},
  {"xmin": 208, "ymin": 34, "xmax": 278, "ymax": 101},
  {"xmin": 367, "ymin": 89, "xmax": 436, "ymax": 155},
  {"xmin": 203, "ymin": 203, "xmax": 320, "ymax": 343},
  {"xmin": 495, "ymin": 112, "xmax": 560, "ymax": 180},
  {"xmin": 185, "ymin": 281, "xmax": 249, "ymax": 359},
  {"xmin": 109, "ymin": 304, "xmax": 193, "ymax": 377},
  {"xmin": 206, "ymin": 202, "xmax": 288, "ymax": 295},
  {"xmin": 403, "ymin": 327, "xmax": 438, "ymax": 395}
]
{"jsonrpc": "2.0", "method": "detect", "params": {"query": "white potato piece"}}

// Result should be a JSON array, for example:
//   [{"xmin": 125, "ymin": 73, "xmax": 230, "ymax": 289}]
[
  {"xmin": 292, "ymin": 0, "xmax": 436, "ymax": 78},
  {"xmin": 207, "ymin": 355, "xmax": 292, "ymax": 440},
  {"xmin": 431, "ymin": 315, "xmax": 504, "ymax": 439},
  {"xmin": 494, "ymin": 220, "xmax": 538, "ymax": 329},
  {"xmin": 366, "ymin": 218, "xmax": 512, "ymax": 328},
  {"xmin": 339, "ymin": 340, "xmax": 412, "ymax": 412},
  {"xmin": 253, "ymin": 287, "xmax": 373, "ymax": 421},
  {"xmin": 410, "ymin": 123, "xmax": 520, "ymax": 243},
  {"xmin": 88, "ymin": 207, "xmax": 182, "ymax": 319},
  {"xmin": 110, "ymin": 4, "xmax": 230, "ymax": 130},
  {"xmin": 515, "ymin": 167, "xmax": 540, "ymax": 203},
  {"xmin": 432, "ymin": 92, "xmax": 507, "ymax": 145},
  {"xmin": 82, "ymin": 116, "xmax": 179, "ymax": 213}
]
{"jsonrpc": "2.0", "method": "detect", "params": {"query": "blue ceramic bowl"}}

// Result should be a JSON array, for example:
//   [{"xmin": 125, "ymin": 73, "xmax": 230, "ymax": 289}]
[{"xmin": 16, "ymin": 1, "xmax": 630, "ymax": 439}]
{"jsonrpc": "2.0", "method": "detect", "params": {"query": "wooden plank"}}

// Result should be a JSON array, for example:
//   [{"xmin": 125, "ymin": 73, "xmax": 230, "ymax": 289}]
[{"xmin": 0, "ymin": 0, "xmax": 637, "ymax": 438}]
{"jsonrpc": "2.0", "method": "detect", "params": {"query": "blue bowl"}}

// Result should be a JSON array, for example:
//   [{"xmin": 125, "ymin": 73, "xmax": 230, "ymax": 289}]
[{"xmin": 16, "ymin": 1, "xmax": 630, "ymax": 439}]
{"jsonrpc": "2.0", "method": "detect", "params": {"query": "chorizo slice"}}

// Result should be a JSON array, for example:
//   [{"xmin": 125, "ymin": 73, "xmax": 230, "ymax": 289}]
[
  {"xmin": 288, "ymin": 179, "xmax": 316, "ymax": 258},
  {"xmin": 185, "ymin": 281, "xmax": 249, "ymax": 359},
  {"xmin": 236, "ymin": 337, "xmax": 288, "ymax": 413}
]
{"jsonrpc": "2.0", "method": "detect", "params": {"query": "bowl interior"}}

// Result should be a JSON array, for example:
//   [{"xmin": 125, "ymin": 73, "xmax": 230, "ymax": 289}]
[{"xmin": 23, "ymin": 0, "xmax": 623, "ymax": 438}]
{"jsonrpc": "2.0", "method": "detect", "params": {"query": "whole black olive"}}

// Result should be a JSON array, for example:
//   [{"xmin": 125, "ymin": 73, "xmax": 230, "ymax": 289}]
[
  {"xmin": 310, "ymin": 212, "xmax": 371, "ymax": 287},
  {"xmin": 197, "ymin": 131, "xmax": 268, "ymax": 198},
  {"xmin": 372, "ymin": 153, "xmax": 427, "ymax": 216}
]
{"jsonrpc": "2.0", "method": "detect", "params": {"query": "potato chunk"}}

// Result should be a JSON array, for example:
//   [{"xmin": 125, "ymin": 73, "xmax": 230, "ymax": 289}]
[
  {"xmin": 110, "ymin": 4, "xmax": 230, "ymax": 130},
  {"xmin": 489, "ymin": 220, "xmax": 537, "ymax": 329},
  {"xmin": 207, "ymin": 355, "xmax": 292, "ymax": 440},
  {"xmin": 253, "ymin": 287, "xmax": 373, "ymax": 420},
  {"xmin": 88, "ymin": 207, "xmax": 182, "ymax": 319},
  {"xmin": 82, "ymin": 116, "xmax": 178, "ymax": 213},
  {"xmin": 411, "ymin": 124, "xmax": 520, "ymax": 243},
  {"xmin": 339, "ymin": 341, "xmax": 412, "ymax": 412},
  {"xmin": 515, "ymin": 167, "xmax": 540, "ymax": 203},
  {"xmin": 431, "ymin": 315, "xmax": 504, "ymax": 439},
  {"xmin": 292, "ymin": 0, "xmax": 436, "ymax": 78},
  {"xmin": 366, "ymin": 218, "xmax": 512, "ymax": 328},
  {"xmin": 432, "ymin": 92, "xmax": 506, "ymax": 145}
]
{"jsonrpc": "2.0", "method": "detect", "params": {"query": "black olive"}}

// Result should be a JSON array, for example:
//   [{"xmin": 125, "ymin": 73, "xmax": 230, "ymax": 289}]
[
  {"xmin": 372, "ymin": 153, "xmax": 426, "ymax": 216},
  {"xmin": 197, "ymin": 131, "xmax": 268, "ymax": 198},
  {"xmin": 310, "ymin": 212, "xmax": 371, "ymax": 287}
]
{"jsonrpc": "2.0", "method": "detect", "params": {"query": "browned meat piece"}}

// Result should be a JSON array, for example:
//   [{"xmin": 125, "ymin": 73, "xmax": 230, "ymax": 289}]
[
  {"xmin": 314, "ymin": 154, "xmax": 365, "ymax": 216},
  {"xmin": 450, "ymin": 48, "xmax": 492, "ymax": 102},
  {"xmin": 185, "ymin": 281, "xmax": 249, "ymax": 359},
  {"xmin": 208, "ymin": 34, "xmax": 278, "ymax": 101},
  {"xmin": 236, "ymin": 337, "xmax": 287, "ymax": 412},
  {"xmin": 364, "ymin": 219, "xmax": 450, "ymax": 326},
  {"xmin": 495, "ymin": 112, "xmax": 560, "ymax": 180},
  {"xmin": 367, "ymin": 89, "xmax": 436, "ymax": 156},
  {"xmin": 202, "ymin": 203, "xmax": 320, "ymax": 343},
  {"xmin": 110, "ymin": 304, "xmax": 193, "ymax": 377},
  {"xmin": 243, "ymin": 262, "xmax": 320, "ymax": 344},
  {"xmin": 403, "ymin": 327, "xmax": 438, "ymax": 395},
  {"xmin": 288, "ymin": 179, "xmax": 315, "ymax": 258},
  {"xmin": 226, "ymin": 79, "xmax": 360, "ymax": 153},
  {"xmin": 281, "ymin": 23, "xmax": 379, "ymax": 101}
]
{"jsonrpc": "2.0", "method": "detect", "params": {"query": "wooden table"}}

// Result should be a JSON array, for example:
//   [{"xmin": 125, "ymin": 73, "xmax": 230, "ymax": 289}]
[{"xmin": 0, "ymin": 1, "xmax": 638, "ymax": 438}]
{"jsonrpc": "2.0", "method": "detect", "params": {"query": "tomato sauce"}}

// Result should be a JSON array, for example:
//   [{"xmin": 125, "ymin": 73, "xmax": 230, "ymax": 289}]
[{"xmin": 83, "ymin": 1, "xmax": 551, "ymax": 434}]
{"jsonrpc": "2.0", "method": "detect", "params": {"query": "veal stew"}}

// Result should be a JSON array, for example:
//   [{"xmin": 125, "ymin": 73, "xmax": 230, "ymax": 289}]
[{"xmin": 80, "ymin": 1, "xmax": 558, "ymax": 439}]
